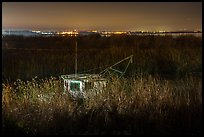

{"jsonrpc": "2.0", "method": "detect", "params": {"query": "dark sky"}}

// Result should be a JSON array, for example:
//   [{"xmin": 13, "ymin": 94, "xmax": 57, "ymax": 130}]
[{"xmin": 2, "ymin": 2, "xmax": 202, "ymax": 31}]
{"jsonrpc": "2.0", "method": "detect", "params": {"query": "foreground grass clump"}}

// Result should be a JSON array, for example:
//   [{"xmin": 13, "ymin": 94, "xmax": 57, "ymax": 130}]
[{"xmin": 2, "ymin": 75, "xmax": 202, "ymax": 135}]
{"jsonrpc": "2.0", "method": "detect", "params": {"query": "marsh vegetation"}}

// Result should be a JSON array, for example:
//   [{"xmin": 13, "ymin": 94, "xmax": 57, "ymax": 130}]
[{"xmin": 2, "ymin": 34, "xmax": 202, "ymax": 135}]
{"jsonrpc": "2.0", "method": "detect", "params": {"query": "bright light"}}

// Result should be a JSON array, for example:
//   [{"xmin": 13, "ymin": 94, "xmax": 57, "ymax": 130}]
[
  {"xmin": 42, "ymin": 32, "xmax": 52, "ymax": 35},
  {"xmin": 159, "ymin": 30, "xmax": 165, "ymax": 33},
  {"xmin": 32, "ymin": 30, "xmax": 41, "ymax": 33},
  {"xmin": 59, "ymin": 31, "xmax": 78, "ymax": 35},
  {"xmin": 113, "ymin": 31, "xmax": 126, "ymax": 34}
]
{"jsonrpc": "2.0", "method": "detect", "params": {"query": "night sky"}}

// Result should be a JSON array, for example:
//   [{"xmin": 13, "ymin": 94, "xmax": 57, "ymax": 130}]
[{"xmin": 2, "ymin": 2, "xmax": 202, "ymax": 31}]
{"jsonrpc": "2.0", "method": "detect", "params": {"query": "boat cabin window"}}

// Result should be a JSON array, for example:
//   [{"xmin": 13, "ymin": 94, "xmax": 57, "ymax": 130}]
[
  {"xmin": 85, "ymin": 82, "xmax": 94, "ymax": 90},
  {"xmin": 70, "ymin": 82, "xmax": 80, "ymax": 91}
]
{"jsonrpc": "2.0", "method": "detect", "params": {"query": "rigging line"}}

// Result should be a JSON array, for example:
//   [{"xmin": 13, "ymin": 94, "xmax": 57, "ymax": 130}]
[
  {"xmin": 78, "ymin": 66, "xmax": 106, "ymax": 74},
  {"xmin": 120, "ymin": 59, "xmax": 132, "ymax": 78},
  {"xmin": 78, "ymin": 61, "xmax": 121, "ymax": 74},
  {"xmin": 79, "ymin": 55, "xmax": 133, "ymax": 75},
  {"xmin": 99, "ymin": 55, "xmax": 133, "ymax": 74}
]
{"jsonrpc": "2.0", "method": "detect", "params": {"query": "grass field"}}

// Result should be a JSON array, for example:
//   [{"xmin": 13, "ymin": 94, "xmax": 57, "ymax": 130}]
[{"xmin": 2, "ymin": 34, "xmax": 202, "ymax": 135}]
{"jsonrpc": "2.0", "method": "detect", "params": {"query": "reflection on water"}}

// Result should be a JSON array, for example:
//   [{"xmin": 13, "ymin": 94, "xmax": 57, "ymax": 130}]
[
  {"xmin": 136, "ymin": 33, "xmax": 202, "ymax": 37},
  {"xmin": 169, "ymin": 33, "xmax": 202, "ymax": 38}
]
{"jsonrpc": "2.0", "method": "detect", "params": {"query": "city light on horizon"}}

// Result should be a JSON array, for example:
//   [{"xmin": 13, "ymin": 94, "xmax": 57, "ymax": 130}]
[{"xmin": 2, "ymin": 2, "xmax": 202, "ymax": 32}]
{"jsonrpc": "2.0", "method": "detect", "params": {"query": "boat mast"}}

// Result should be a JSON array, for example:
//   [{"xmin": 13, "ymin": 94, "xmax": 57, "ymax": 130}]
[{"xmin": 75, "ymin": 30, "xmax": 77, "ymax": 77}]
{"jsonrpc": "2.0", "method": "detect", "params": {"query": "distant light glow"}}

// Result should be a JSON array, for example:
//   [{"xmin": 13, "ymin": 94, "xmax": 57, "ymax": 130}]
[
  {"xmin": 58, "ymin": 30, "xmax": 78, "ymax": 36},
  {"xmin": 32, "ymin": 30, "xmax": 41, "ymax": 33},
  {"xmin": 41, "ymin": 32, "xmax": 52, "ymax": 35},
  {"xmin": 2, "ymin": 2, "xmax": 202, "ymax": 31}
]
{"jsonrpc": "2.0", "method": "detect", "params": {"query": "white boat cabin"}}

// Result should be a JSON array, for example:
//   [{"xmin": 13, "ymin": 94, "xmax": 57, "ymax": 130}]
[{"xmin": 61, "ymin": 74, "xmax": 107, "ymax": 98}]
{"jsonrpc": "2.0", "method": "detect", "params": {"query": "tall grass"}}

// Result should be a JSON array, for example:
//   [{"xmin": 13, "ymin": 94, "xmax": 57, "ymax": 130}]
[
  {"xmin": 2, "ymin": 75, "xmax": 202, "ymax": 135},
  {"xmin": 2, "ymin": 35, "xmax": 202, "ymax": 82},
  {"xmin": 2, "ymin": 35, "xmax": 202, "ymax": 135}
]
